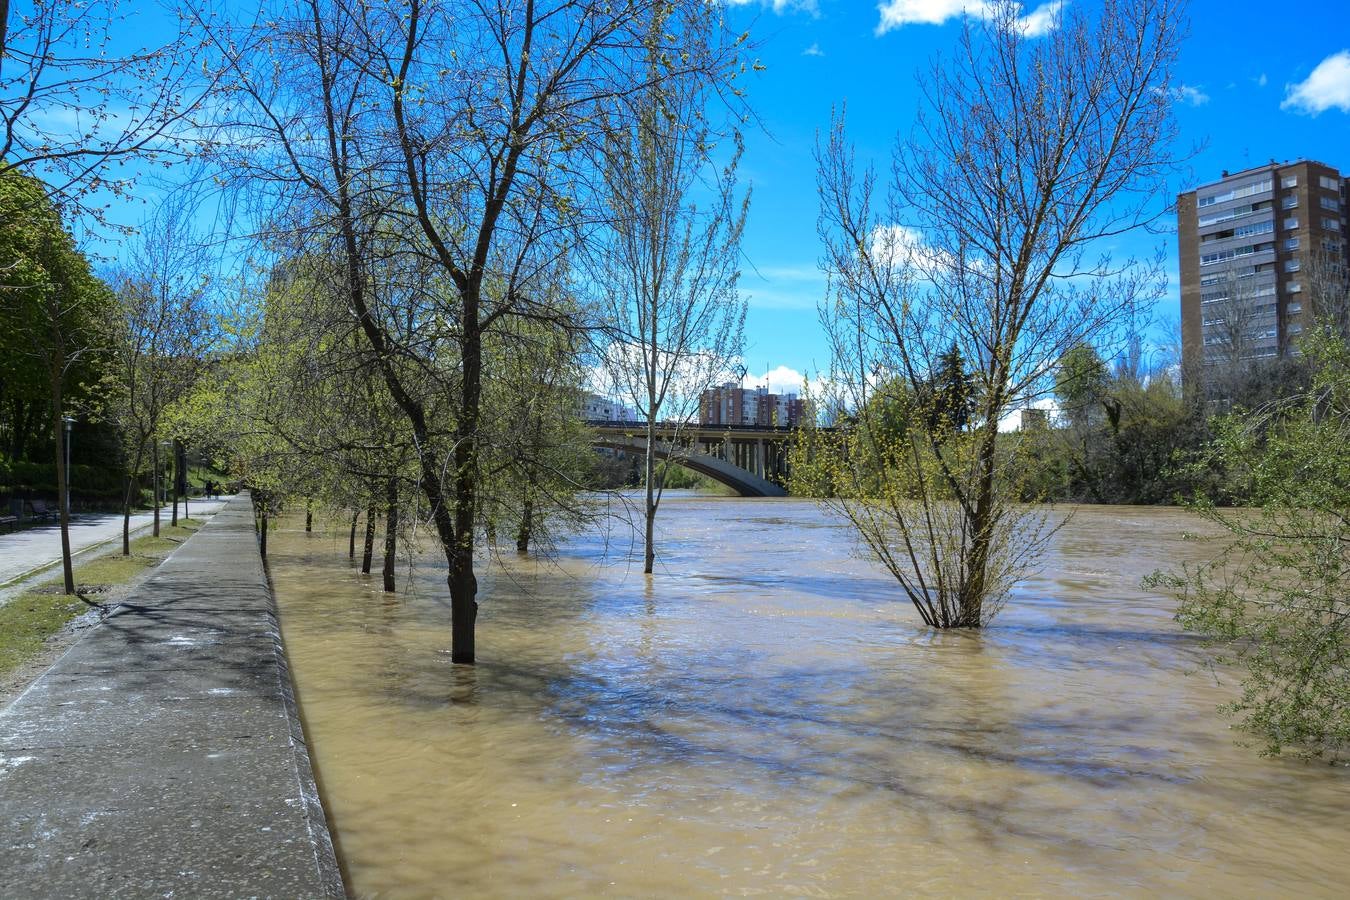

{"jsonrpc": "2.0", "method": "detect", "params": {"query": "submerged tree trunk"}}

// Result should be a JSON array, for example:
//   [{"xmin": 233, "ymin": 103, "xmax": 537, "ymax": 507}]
[
  {"xmin": 448, "ymin": 314, "xmax": 483, "ymax": 664},
  {"xmin": 361, "ymin": 504, "xmax": 376, "ymax": 575},
  {"xmin": 305, "ymin": 497, "xmax": 313, "ymax": 532},
  {"xmin": 259, "ymin": 509, "xmax": 268, "ymax": 559},
  {"xmin": 382, "ymin": 477, "xmax": 397, "ymax": 593},
  {"xmin": 643, "ymin": 418, "xmax": 657, "ymax": 574},
  {"xmin": 515, "ymin": 496, "xmax": 533, "ymax": 554},
  {"xmin": 349, "ymin": 509, "xmax": 358, "ymax": 559}
]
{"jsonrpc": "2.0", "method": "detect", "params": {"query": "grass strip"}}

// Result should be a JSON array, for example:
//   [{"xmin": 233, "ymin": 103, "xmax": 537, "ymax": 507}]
[{"xmin": 0, "ymin": 520, "xmax": 203, "ymax": 679}]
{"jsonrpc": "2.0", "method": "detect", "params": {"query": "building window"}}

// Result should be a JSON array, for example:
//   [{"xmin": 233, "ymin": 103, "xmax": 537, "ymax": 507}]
[
  {"xmin": 1289, "ymin": 302, "xmax": 1302, "ymax": 313},
  {"xmin": 1320, "ymin": 175, "xmax": 1339, "ymax": 191},
  {"xmin": 1199, "ymin": 179, "xmax": 1273, "ymax": 208},
  {"xmin": 1324, "ymin": 217, "xmax": 1342, "ymax": 231},
  {"xmin": 1282, "ymin": 195, "xmax": 1298, "ymax": 209},
  {"xmin": 1283, "ymin": 237, "xmax": 1300, "ymax": 251},
  {"xmin": 1289, "ymin": 323, "xmax": 1303, "ymax": 335},
  {"xmin": 1288, "ymin": 282, "xmax": 1302, "ymax": 293},
  {"xmin": 1284, "ymin": 216, "xmax": 1299, "ymax": 229},
  {"xmin": 1321, "ymin": 196, "xmax": 1341, "ymax": 211},
  {"xmin": 1285, "ymin": 258, "xmax": 1300, "ymax": 272},
  {"xmin": 1282, "ymin": 175, "xmax": 1298, "ymax": 188}
]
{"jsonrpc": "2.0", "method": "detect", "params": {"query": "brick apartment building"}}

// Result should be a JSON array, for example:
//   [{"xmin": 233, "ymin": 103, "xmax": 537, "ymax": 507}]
[
  {"xmin": 699, "ymin": 383, "xmax": 807, "ymax": 427},
  {"xmin": 1177, "ymin": 159, "xmax": 1349, "ymax": 386}
]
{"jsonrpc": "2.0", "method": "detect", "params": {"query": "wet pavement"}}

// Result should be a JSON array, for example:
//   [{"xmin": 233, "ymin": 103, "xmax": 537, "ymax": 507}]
[{"xmin": 0, "ymin": 495, "xmax": 343, "ymax": 899}]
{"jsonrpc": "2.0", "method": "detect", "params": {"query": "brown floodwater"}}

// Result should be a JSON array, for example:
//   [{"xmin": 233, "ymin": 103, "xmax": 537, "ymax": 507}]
[{"xmin": 267, "ymin": 495, "xmax": 1350, "ymax": 898}]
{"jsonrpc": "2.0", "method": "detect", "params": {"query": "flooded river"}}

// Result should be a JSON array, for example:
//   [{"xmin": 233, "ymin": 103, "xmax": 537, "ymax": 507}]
[{"xmin": 268, "ymin": 496, "xmax": 1350, "ymax": 898}]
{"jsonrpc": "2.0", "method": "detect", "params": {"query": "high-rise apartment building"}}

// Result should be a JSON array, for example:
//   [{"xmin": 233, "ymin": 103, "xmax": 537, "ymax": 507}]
[
  {"xmin": 1177, "ymin": 160, "xmax": 1348, "ymax": 384},
  {"xmin": 699, "ymin": 383, "xmax": 807, "ymax": 427}
]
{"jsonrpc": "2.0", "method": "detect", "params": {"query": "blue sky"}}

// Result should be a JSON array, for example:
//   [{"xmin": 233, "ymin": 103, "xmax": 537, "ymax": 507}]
[
  {"xmin": 56, "ymin": 0, "xmax": 1350, "ymax": 394},
  {"xmin": 721, "ymin": 0, "xmax": 1350, "ymax": 392}
]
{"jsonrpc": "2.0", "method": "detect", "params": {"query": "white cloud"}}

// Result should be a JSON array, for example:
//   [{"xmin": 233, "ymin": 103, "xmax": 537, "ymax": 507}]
[
  {"xmin": 741, "ymin": 365, "xmax": 810, "ymax": 395},
  {"xmin": 802, "ymin": 42, "xmax": 824, "ymax": 57},
  {"xmin": 1175, "ymin": 84, "xmax": 1209, "ymax": 106},
  {"xmin": 875, "ymin": 0, "xmax": 1065, "ymax": 37},
  {"xmin": 868, "ymin": 223, "xmax": 960, "ymax": 276},
  {"xmin": 1282, "ymin": 50, "xmax": 1350, "ymax": 116},
  {"xmin": 724, "ymin": 0, "xmax": 819, "ymax": 13},
  {"xmin": 1256, "ymin": 73, "xmax": 1268, "ymax": 88},
  {"xmin": 868, "ymin": 223, "xmax": 926, "ymax": 267},
  {"xmin": 1014, "ymin": 0, "xmax": 1064, "ymax": 37}
]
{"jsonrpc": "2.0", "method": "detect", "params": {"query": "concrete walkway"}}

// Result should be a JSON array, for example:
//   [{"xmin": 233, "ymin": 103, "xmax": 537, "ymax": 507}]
[
  {"xmin": 0, "ymin": 495, "xmax": 344, "ymax": 899},
  {"xmin": 0, "ymin": 498, "xmax": 232, "ymax": 587}
]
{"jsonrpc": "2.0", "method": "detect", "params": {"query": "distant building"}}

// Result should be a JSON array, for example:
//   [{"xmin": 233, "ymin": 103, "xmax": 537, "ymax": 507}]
[
  {"xmin": 581, "ymin": 392, "xmax": 634, "ymax": 423},
  {"xmin": 699, "ymin": 383, "xmax": 808, "ymax": 427},
  {"xmin": 1019, "ymin": 408, "xmax": 1049, "ymax": 431},
  {"xmin": 1177, "ymin": 159, "xmax": 1349, "ymax": 387}
]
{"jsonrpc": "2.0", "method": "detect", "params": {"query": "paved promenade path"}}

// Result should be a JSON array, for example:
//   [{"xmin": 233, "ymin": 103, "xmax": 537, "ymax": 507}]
[
  {"xmin": 0, "ymin": 498, "xmax": 231, "ymax": 588},
  {"xmin": 0, "ymin": 495, "xmax": 344, "ymax": 899}
]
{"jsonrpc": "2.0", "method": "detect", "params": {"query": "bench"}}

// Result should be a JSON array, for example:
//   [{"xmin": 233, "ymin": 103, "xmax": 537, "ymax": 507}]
[{"xmin": 25, "ymin": 500, "xmax": 58, "ymax": 521}]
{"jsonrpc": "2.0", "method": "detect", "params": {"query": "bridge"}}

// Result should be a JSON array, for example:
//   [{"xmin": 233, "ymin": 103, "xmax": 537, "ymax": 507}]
[{"xmin": 587, "ymin": 421, "xmax": 800, "ymax": 498}]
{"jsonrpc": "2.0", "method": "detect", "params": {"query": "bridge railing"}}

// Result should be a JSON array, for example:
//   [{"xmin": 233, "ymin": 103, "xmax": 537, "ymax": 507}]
[{"xmin": 585, "ymin": 419, "xmax": 804, "ymax": 434}]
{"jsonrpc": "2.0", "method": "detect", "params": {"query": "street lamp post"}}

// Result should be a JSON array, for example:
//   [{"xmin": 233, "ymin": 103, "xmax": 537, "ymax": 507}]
[{"xmin": 62, "ymin": 416, "xmax": 75, "ymax": 517}]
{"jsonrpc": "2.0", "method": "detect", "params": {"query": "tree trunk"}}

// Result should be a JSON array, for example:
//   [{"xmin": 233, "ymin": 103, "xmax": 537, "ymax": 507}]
[
  {"xmin": 305, "ymin": 497, "xmax": 313, "ymax": 532},
  {"xmin": 348, "ymin": 509, "xmax": 358, "ymax": 559},
  {"xmin": 170, "ymin": 439, "xmax": 180, "ymax": 528},
  {"xmin": 151, "ymin": 441, "xmax": 161, "ymax": 538},
  {"xmin": 121, "ymin": 444, "xmax": 143, "ymax": 557},
  {"xmin": 259, "ymin": 509, "xmax": 268, "ymax": 559},
  {"xmin": 0, "ymin": 0, "xmax": 10, "ymax": 77},
  {"xmin": 122, "ymin": 475, "xmax": 134, "ymax": 557},
  {"xmin": 177, "ymin": 440, "xmax": 188, "ymax": 520},
  {"xmin": 50, "ymin": 377, "xmax": 74, "ymax": 595},
  {"xmin": 515, "ymin": 496, "xmax": 533, "ymax": 554},
  {"xmin": 382, "ymin": 477, "xmax": 397, "ymax": 593},
  {"xmin": 361, "ymin": 504, "xmax": 376, "ymax": 575},
  {"xmin": 959, "ymin": 421, "xmax": 1001, "ymax": 627},
  {"xmin": 449, "ymin": 309, "xmax": 482, "ymax": 664},
  {"xmin": 643, "ymin": 420, "xmax": 657, "ymax": 574}
]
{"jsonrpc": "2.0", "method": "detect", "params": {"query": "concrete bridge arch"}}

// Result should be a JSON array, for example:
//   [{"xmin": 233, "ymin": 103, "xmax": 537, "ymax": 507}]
[{"xmin": 592, "ymin": 435, "xmax": 788, "ymax": 498}]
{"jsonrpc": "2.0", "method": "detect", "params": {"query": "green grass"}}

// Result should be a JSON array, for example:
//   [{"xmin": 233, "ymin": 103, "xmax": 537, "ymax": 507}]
[{"xmin": 0, "ymin": 520, "xmax": 203, "ymax": 679}]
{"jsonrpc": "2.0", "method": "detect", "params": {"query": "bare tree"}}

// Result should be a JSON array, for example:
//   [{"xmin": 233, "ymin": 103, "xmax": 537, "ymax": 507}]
[
  {"xmin": 1, "ymin": 0, "xmax": 213, "ymax": 219},
  {"xmin": 205, "ymin": 0, "xmax": 746, "ymax": 663},
  {"xmin": 105, "ymin": 191, "xmax": 217, "ymax": 550},
  {"xmin": 809, "ymin": 0, "xmax": 1183, "ymax": 627},
  {"xmin": 593, "ymin": 41, "xmax": 748, "ymax": 574}
]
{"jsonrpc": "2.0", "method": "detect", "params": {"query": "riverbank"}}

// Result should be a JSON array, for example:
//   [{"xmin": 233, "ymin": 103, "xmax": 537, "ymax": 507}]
[{"xmin": 0, "ymin": 495, "xmax": 343, "ymax": 898}]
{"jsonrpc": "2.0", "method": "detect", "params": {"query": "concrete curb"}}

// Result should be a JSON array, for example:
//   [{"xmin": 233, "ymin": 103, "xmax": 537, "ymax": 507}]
[
  {"xmin": 256, "ymin": 512, "xmax": 346, "ymax": 899},
  {"xmin": 0, "ymin": 493, "xmax": 346, "ymax": 899}
]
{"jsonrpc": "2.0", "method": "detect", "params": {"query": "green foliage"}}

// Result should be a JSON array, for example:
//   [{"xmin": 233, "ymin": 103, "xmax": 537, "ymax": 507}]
[
  {"xmin": 1054, "ymin": 343, "xmax": 1110, "ymax": 429},
  {"xmin": 1147, "ymin": 328, "xmax": 1350, "ymax": 759},
  {"xmin": 921, "ymin": 343, "xmax": 976, "ymax": 435},
  {"xmin": 0, "ymin": 172, "xmax": 116, "ymax": 461},
  {"xmin": 790, "ymin": 382, "xmax": 1054, "ymax": 628}
]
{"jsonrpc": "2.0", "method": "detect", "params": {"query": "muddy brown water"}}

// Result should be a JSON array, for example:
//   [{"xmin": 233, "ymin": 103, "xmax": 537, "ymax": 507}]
[{"xmin": 268, "ymin": 496, "xmax": 1350, "ymax": 898}]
